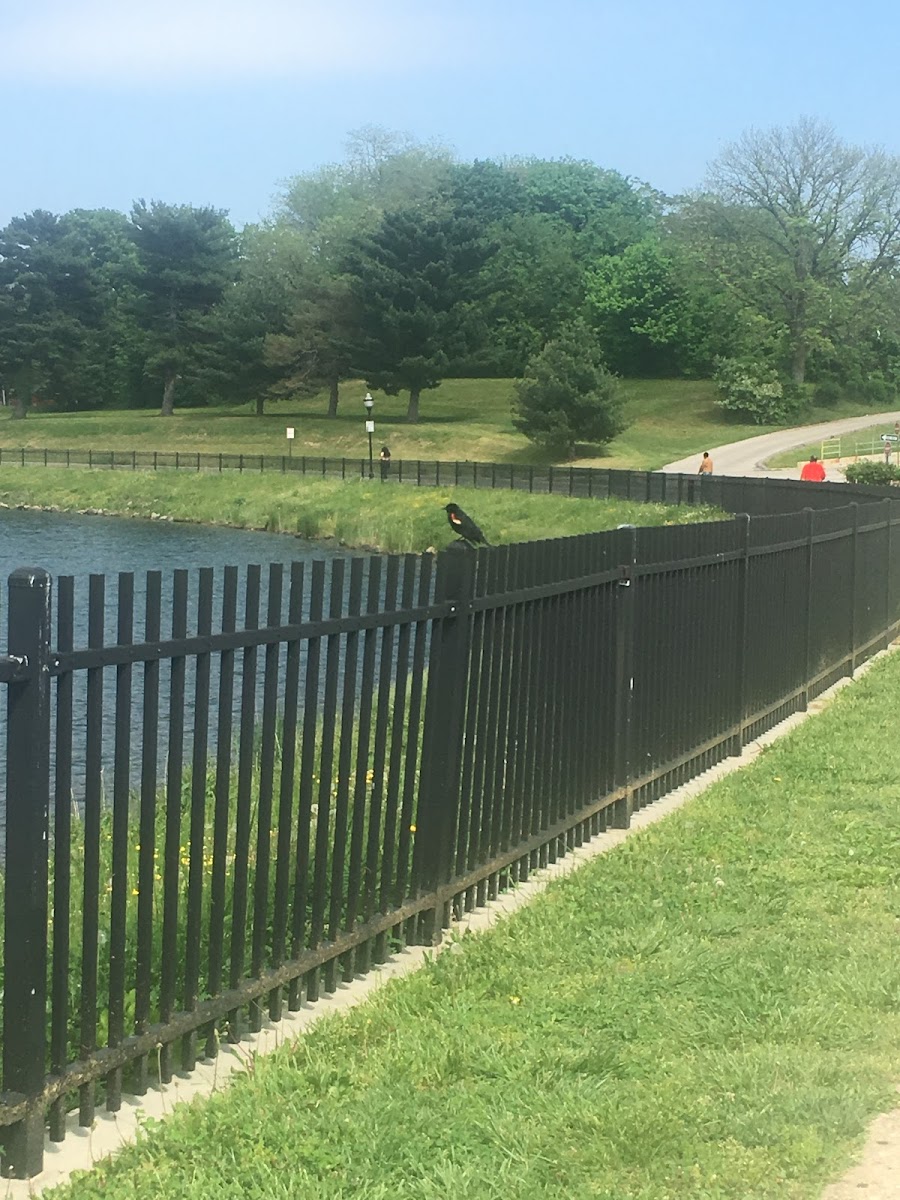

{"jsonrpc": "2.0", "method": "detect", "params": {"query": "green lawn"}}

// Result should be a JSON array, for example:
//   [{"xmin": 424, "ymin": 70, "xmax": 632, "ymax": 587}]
[
  {"xmin": 0, "ymin": 470, "xmax": 720, "ymax": 554},
  {"xmin": 51, "ymin": 650, "xmax": 900, "ymax": 1200},
  {"xmin": 766, "ymin": 419, "xmax": 900, "ymax": 468},
  {"xmin": 3, "ymin": 379, "xmax": 878, "ymax": 472}
]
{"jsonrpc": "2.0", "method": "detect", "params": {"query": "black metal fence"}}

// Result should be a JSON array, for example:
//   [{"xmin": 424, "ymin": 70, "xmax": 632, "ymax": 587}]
[
  {"xmin": 2, "ymin": 444, "xmax": 897, "ymax": 514},
  {"xmin": 2, "ymin": 466, "xmax": 899, "ymax": 1178}
]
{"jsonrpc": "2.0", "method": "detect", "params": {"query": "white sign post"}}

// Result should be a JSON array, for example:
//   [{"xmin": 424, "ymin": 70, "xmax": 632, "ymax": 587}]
[{"xmin": 286, "ymin": 427, "xmax": 295, "ymax": 458}]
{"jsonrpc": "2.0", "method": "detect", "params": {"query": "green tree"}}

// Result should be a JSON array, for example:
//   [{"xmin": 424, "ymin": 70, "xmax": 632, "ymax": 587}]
[
  {"xmin": 586, "ymin": 236, "xmax": 746, "ymax": 377},
  {"xmin": 448, "ymin": 158, "xmax": 656, "ymax": 376},
  {"xmin": 343, "ymin": 205, "xmax": 494, "ymax": 422},
  {"xmin": 205, "ymin": 223, "xmax": 309, "ymax": 415},
  {"xmin": 686, "ymin": 118, "xmax": 900, "ymax": 384},
  {"xmin": 513, "ymin": 320, "xmax": 627, "ymax": 457},
  {"xmin": 274, "ymin": 127, "xmax": 455, "ymax": 413},
  {"xmin": 128, "ymin": 200, "xmax": 238, "ymax": 415},
  {"xmin": 0, "ymin": 208, "xmax": 137, "ymax": 415}
]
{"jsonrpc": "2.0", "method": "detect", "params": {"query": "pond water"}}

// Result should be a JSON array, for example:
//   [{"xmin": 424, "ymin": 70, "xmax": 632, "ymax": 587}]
[
  {"xmin": 0, "ymin": 507, "xmax": 348, "ymax": 588},
  {"xmin": 0, "ymin": 509, "xmax": 392, "ymax": 827}
]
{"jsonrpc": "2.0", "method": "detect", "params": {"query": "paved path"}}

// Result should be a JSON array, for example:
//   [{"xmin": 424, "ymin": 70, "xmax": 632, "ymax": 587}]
[{"xmin": 663, "ymin": 410, "xmax": 900, "ymax": 482}]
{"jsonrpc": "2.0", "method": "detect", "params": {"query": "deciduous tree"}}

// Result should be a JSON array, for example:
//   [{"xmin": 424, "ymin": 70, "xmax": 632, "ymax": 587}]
[{"xmin": 686, "ymin": 118, "xmax": 900, "ymax": 384}]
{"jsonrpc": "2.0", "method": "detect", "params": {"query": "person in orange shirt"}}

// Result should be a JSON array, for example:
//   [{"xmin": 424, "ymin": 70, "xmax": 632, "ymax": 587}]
[
  {"xmin": 697, "ymin": 451, "xmax": 713, "ymax": 475},
  {"xmin": 800, "ymin": 454, "xmax": 826, "ymax": 481}
]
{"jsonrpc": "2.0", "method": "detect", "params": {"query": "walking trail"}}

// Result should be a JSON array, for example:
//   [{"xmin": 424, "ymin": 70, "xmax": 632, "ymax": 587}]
[
  {"xmin": 670, "ymin": 408, "xmax": 900, "ymax": 1197},
  {"xmin": 662, "ymin": 409, "xmax": 900, "ymax": 481}
]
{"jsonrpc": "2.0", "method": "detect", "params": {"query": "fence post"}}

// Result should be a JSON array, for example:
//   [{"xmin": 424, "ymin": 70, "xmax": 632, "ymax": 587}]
[
  {"xmin": 2, "ymin": 568, "xmax": 52, "ymax": 1179},
  {"xmin": 731, "ymin": 513, "xmax": 751, "ymax": 752},
  {"xmin": 414, "ymin": 547, "xmax": 477, "ymax": 943},
  {"xmin": 849, "ymin": 502, "xmax": 859, "ymax": 675},
  {"xmin": 612, "ymin": 526, "xmax": 636, "ymax": 828}
]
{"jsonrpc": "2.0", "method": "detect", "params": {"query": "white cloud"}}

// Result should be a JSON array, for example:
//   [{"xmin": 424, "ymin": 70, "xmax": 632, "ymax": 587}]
[{"xmin": 5, "ymin": 0, "xmax": 473, "ymax": 84}]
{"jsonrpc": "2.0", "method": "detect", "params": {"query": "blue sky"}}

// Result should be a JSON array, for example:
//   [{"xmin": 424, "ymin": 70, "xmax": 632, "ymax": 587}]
[{"xmin": 4, "ymin": 0, "xmax": 900, "ymax": 228}]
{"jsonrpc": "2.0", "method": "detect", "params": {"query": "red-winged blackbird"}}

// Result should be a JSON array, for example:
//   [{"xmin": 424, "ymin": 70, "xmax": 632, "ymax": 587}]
[{"xmin": 444, "ymin": 502, "xmax": 489, "ymax": 546}]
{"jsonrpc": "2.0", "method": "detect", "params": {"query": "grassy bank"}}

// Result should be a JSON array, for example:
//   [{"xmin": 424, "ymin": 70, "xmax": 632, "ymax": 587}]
[
  {"xmin": 0, "ymin": 469, "xmax": 721, "ymax": 553},
  {"xmin": 766, "ymin": 419, "xmax": 900, "ymax": 468},
  {"xmin": 1, "ymin": 378, "xmax": 876, "ymax": 471},
  {"xmin": 52, "ymin": 649, "xmax": 900, "ymax": 1200}
]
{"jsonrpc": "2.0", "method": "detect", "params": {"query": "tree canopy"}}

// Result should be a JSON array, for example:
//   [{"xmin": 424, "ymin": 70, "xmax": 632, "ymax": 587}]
[{"xmin": 4, "ymin": 119, "xmax": 900, "ymax": 430}]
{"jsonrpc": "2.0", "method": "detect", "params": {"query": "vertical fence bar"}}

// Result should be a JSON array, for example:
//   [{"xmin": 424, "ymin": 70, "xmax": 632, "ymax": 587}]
[
  {"xmin": 849, "ymin": 503, "xmax": 859, "ymax": 674},
  {"xmin": 612, "ymin": 528, "xmax": 636, "ymax": 828},
  {"xmin": 2, "ymin": 569, "xmax": 52, "ymax": 1180},
  {"xmin": 79, "ymin": 576, "xmax": 105, "ymax": 1126},
  {"xmin": 205, "ymin": 567, "xmax": 238, "ymax": 1056},
  {"xmin": 48, "ymin": 577, "xmax": 74, "ymax": 1142},
  {"xmin": 158, "ymin": 570, "xmax": 188, "ymax": 1083},
  {"xmin": 269, "ymin": 562, "xmax": 304, "ymax": 1019},
  {"xmin": 885, "ymin": 499, "xmax": 893, "ymax": 647},
  {"xmin": 106, "ymin": 573, "xmax": 134, "ymax": 1112},
  {"xmin": 359, "ymin": 557, "xmax": 400, "ymax": 971},
  {"xmin": 376, "ymin": 555, "xmax": 417, "ymax": 954},
  {"xmin": 341, "ymin": 559, "xmax": 382, "ymax": 983},
  {"xmin": 307, "ymin": 559, "xmax": 344, "ymax": 1002},
  {"xmin": 327, "ymin": 559, "xmax": 364, "ymax": 989},
  {"xmin": 290, "ymin": 559, "xmax": 325, "ymax": 1007},
  {"xmin": 228, "ymin": 566, "xmax": 261, "ymax": 1040},
  {"xmin": 732, "ymin": 513, "xmax": 751, "ymax": 751},
  {"xmin": 182, "ymin": 567, "xmax": 214, "ymax": 1070},
  {"xmin": 802, "ymin": 508, "xmax": 814, "ymax": 708},
  {"xmin": 395, "ymin": 554, "xmax": 434, "ymax": 931},
  {"xmin": 133, "ymin": 571, "xmax": 161, "ymax": 1094},
  {"xmin": 249, "ymin": 565, "xmax": 283, "ymax": 1030},
  {"xmin": 414, "ymin": 547, "xmax": 477, "ymax": 942}
]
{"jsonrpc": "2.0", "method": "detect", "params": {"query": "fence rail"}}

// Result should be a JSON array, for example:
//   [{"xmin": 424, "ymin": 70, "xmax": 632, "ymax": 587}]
[{"xmin": 2, "ymin": 460, "xmax": 900, "ymax": 1178}]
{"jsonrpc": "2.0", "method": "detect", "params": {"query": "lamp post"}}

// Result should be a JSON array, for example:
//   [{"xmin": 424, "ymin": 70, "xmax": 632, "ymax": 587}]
[{"xmin": 364, "ymin": 392, "xmax": 375, "ymax": 479}]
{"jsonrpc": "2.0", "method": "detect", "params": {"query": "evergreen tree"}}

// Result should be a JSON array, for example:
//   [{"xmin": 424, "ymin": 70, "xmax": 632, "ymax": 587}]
[
  {"xmin": 513, "ymin": 321, "xmax": 627, "ymax": 457},
  {"xmin": 344, "ymin": 205, "xmax": 494, "ymax": 422},
  {"xmin": 128, "ymin": 201, "xmax": 237, "ymax": 414}
]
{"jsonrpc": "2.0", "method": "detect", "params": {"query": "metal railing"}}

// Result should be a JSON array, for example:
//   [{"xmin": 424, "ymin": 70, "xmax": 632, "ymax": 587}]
[{"xmin": 1, "ymin": 465, "xmax": 899, "ymax": 1177}]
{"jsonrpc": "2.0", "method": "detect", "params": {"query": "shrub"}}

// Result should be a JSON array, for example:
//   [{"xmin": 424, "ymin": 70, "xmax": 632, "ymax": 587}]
[
  {"xmin": 814, "ymin": 379, "xmax": 843, "ymax": 407},
  {"xmin": 843, "ymin": 461, "xmax": 900, "ymax": 485},
  {"xmin": 513, "ymin": 320, "xmax": 627, "ymax": 458},
  {"xmin": 713, "ymin": 358, "xmax": 808, "ymax": 425}
]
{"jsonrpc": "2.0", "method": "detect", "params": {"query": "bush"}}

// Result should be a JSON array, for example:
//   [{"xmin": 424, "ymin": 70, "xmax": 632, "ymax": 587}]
[
  {"xmin": 843, "ymin": 461, "xmax": 900, "ymax": 485},
  {"xmin": 814, "ymin": 379, "xmax": 843, "ymax": 407},
  {"xmin": 713, "ymin": 358, "xmax": 808, "ymax": 425},
  {"xmin": 513, "ymin": 320, "xmax": 627, "ymax": 458}
]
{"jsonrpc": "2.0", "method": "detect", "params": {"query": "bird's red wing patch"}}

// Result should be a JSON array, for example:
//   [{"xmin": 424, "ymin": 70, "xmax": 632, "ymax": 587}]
[{"xmin": 451, "ymin": 515, "xmax": 461, "ymax": 525}]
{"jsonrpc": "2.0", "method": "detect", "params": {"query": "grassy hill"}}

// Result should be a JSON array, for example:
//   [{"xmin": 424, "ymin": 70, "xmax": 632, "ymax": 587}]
[{"xmin": 1, "ymin": 379, "xmax": 877, "ymax": 471}]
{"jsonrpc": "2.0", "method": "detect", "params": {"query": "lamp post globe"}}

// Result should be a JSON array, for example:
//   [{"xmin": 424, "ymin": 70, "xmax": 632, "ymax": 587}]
[{"xmin": 363, "ymin": 392, "xmax": 374, "ymax": 479}]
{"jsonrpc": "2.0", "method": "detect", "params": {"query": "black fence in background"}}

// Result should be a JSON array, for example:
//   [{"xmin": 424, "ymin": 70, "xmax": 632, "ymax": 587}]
[
  {"xmin": 1, "ymin": 465, "xmax": 900, "ymax": 1179},
  {"xmin": 1, "ymin": 444, "xmax": 896, "ymax": 515}
]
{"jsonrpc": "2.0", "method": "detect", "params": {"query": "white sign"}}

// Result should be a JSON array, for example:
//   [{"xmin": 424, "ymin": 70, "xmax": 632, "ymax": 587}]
[
  {"xmin": 286, "ymin": 427, "xmax": 295, "ymax": 439},
  {"xmin": 880, "ymin": 433, "xmax": 899, "ymax": 442},
  {"xmin": 365, "ymin": 420, "xmax": 375, "ymax": 434}
]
